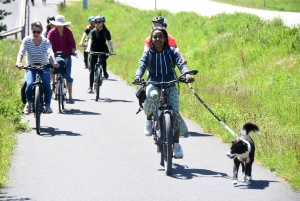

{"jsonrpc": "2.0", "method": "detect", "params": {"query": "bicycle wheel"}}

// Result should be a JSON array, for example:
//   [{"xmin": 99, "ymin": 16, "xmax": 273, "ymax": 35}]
[
  {"xmin": 34, "ymin": 86, "xmax": 41, "ymax": 134},
  {"xmin": 162, "ymin": 112, "xmax": 173, "ymax": 175},
  {"xmin": 58, "ymin": 78, "xmax": 63, "ymax": 113},
  {"xmin": 95, "ymin": 65, "xmax": 102, "ymax": 101}
]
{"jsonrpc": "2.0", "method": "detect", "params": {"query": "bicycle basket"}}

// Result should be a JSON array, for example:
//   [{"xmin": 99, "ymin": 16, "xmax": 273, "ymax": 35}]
[{"xmin": 52, "ymin": 57, "xmax": 66, "ymax": 74}]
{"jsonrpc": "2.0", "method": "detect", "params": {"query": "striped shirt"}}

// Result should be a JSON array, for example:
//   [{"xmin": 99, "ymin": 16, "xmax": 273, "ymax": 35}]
[{"xmin": 18, "ymin": 36, "xmax": 53, "ymax": 65}]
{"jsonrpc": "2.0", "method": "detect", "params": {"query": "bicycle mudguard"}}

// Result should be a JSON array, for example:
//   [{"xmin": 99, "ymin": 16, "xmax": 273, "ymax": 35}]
[{"xmin": 21, "ymin": 81, "xmax": 27, "ymax": 104}]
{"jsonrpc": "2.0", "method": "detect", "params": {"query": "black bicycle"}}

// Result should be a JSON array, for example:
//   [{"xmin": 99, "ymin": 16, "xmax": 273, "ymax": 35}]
[
  {"xmin": 90, "ymin": 51, "xmax": 114, "ymax": 101},
  {"xmin": 21, "ymin": 64, "xmax": 52, "ymax": 134},
  {"xmin": 133, "ymin": 70, "xmax": 198, "ymax": 175},
  {"xmin": 53, "ymin": 53, "xmax": 67, "ymax": 113}
]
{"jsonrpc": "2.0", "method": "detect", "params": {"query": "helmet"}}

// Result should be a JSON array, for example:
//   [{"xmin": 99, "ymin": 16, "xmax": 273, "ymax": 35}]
[
  {"xmin": 152, "ymin": 16, "xmax": 165, "ymax": 24},
  {"xmin": 47, "ymin": 16, "xmax": 55, "ymax": 23},
  {"xmin": 163, "ymin": 18, "xmax": 168, "ymax": 28},
  {"xmin": 94, "ymin": 15, "xmax": 106, "ymax": 22},
  {"xmin": 88, "ymin": 16, "xmax": 95, "ymax": 23}
]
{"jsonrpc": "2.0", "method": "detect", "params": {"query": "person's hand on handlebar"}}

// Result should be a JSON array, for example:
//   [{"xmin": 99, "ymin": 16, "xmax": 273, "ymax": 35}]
[
  {"xmin": 16, "ymin": 63, "xmax": 23, "ymax": 70},
  {"xmin": 134, "ymin": 76, "xmax": 141, "ymax": 83},
  {"xmin": 185, "ymin": 75, "xmax": 194, "ymax": 83},
  {"xmin": 53, "ymin": 61, "xmax": 60, "ymax": 68}
]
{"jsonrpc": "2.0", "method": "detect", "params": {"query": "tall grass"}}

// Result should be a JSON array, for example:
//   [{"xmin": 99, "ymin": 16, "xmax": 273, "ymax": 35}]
[
  {"xmin": 213, "ymin": 0, "xmax": 300, "ymax": 12},
  {"xmin": 0, "ymin": 40, "xmax": 27, "ymax": 187},
  {"xmin": 61, "ymin": 0, "xmax": 300, "ymax": 189}
]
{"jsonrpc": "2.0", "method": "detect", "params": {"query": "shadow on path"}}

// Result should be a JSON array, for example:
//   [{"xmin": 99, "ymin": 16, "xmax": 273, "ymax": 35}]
[
  {"xmin": 0, "ymin": 194, "xmax": 31, "ymax": 200},
  {"xmin": 62, "ymin": 109, "xmax": 100, "ymax": 115},
  {"xmin": 36, "ymin": 127, "xmax": 82, "ymax": 137}
]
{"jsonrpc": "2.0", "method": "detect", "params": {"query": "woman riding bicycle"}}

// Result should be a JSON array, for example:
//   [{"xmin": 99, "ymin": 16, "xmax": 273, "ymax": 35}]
[
  {"xmin": 85, "ymin": 15, "xmax": 115, "ymax": 93},
  {"xmin": 134, "ymin": 26, "xmax": 194, "ymax": 158},
  {"xmin": 16, "ymin": 21, "xmax": 59, "ymax": 114},
  {"xmin": 79, "ymin": 16, "xmax": 95, "ymax": 69}
]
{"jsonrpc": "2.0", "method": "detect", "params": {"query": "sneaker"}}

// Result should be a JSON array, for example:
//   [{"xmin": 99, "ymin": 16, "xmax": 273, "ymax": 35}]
[
  {"xmin": 173, "ymin": 143, "xmax": 183, "ymax": 158},
  {"xmin": 45, "ymin": 106, "xmax": 53, "ymax": 113},
  {"xmin": 144, "ymin": 120, "xmax": 153, "ymax": 136},
  {"xmin": 104, "ymin": 72, "xmax": 109, "ymax": 79},
  {"xmin": 66, "ymin": 99, "xmax": 75, "ymax": 104},
  {"xmin": 23, "ymin": 102, "xmax": 32, "ymax": 115},
  {"xmin": 87, "ymin": 87, "xmax": 93, "ymax": 93}
]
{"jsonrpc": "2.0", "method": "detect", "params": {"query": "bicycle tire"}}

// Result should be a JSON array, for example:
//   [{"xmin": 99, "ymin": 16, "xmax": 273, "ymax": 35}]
[
  {"xmin": 95, "ymin": 65, "xmax": 102, "ymax": 101},
  {"xmin": 162, "ymin": 112, "xmax": 173, "ymax": 175},
  {"xmin": 58, "ymin": 78, "xmax": 63, "ymax": 113},
  {"xmin": 34, "ymin": 86, "xmax": 41, "ymax": 134}
]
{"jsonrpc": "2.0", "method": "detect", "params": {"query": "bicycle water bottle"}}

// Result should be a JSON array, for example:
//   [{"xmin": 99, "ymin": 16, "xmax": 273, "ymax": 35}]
[{"xmin": 160, "ymin": 88, "xmax": 167, "ymax": 105}]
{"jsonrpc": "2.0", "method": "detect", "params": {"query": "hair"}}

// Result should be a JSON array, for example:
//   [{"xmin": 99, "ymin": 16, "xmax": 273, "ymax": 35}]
[
  {"xmin": 149, "ymin": 27, "xmax": 169, "ymax": 48},
  {"xmin": 31, "ymin": 21, "xmax": 43, "ymax": 31},
  {"xmin": 95, "ymin": 24, "xmax": 109, "ymax": 40}
]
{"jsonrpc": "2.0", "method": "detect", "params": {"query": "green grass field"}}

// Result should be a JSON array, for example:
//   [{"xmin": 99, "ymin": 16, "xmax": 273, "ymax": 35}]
[
  {"xmin": 213, "ymin": 0, "xmax": 300, "ymax": 11},
  {"xmin": 0, "ymin": 0, "xmax": 299, "ymax": 190}
]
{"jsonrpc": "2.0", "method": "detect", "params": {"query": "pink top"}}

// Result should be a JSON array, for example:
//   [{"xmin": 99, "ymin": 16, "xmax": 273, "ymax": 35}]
[
  {"xmin": 144, "ymin": 34, "xmax": 177, "ymax": 48},
  {"xmin": 47, "ymin": 27, "xmax": 76, "ymax": 57}
]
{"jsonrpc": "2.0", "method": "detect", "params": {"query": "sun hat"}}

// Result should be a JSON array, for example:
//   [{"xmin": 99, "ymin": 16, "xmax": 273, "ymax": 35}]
[{"xmin": 50, "ymin": 15, "xmax": 71, "ymax": 26}]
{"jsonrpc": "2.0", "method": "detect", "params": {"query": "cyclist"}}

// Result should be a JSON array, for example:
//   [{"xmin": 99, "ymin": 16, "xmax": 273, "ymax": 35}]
[
  {"xmin": 85, "ymin": 15, "xmax": 115, "ymax": 93},
  {"xmin": 48, "ymin": 15, "xmax": 77, "ymax": 104},
  {"xmin": 43, "ymin": 16, "xmax": 55, "ymax": 38},
  {"xmin": 144, "ymin": 16, "xmax": 187, "ymax": 63},
  {"xmin": 79, "ymin": 16, "xmax": 95, "ymax": 69},
  {"xmin": 134, "ymin": 27, "xmax": 194, "ymax": 158},
  {"xmin": 16, "ymin": 21, "xmax": 59, "ymax": 114}
]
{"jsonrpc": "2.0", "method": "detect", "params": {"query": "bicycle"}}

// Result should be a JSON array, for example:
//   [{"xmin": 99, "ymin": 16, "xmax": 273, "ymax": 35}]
[
  {"xmin": 89, "ymin": 51, "xmax": 114, "ymax": 101},
  {"xmin": 133, "ymin": 70, "xmax": 198, "ymax": 175},
  {"xmin": 20, "ymin": 64, "xmax": 52, "ymax": 135},
  {"xmin": 52, "ymin": 53, "xmax": 67, "ymax": 113}
]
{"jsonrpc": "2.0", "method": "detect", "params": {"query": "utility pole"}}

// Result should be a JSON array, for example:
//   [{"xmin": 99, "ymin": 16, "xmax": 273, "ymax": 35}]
[{"xmin": 83, "ymin": 0, "xmax": 88, "ymax": 9}]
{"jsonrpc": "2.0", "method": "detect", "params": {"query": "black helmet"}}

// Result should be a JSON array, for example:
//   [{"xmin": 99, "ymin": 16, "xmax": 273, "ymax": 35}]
[
  {"xmin": 47, "ymin": 16, "xmax": 55, "ymax": 24},
  {"xmin": 152, "ymin": 16, "xmax": 165, "ymax": 24}
]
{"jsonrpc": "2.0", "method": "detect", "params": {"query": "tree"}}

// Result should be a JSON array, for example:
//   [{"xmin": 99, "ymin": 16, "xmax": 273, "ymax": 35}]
[{"xmin": 0, "ymin": 0, "xmax": 15, "ymax": 33}]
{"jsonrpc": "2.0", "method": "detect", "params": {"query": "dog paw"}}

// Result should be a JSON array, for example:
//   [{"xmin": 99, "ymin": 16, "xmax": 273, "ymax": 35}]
[{"xmin": 232, "ymin": 180, "xmax": 238, "ymax": 185}]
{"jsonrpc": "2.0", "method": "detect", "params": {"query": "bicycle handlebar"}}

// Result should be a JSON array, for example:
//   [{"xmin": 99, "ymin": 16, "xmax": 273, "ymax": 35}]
[
  {"xmin": 16, "ymin": 64, "xmax": 52, "ymax": 70},
  {"xmin": 90, "ymin": 51, "xmax": 116, "ymax": 56}
]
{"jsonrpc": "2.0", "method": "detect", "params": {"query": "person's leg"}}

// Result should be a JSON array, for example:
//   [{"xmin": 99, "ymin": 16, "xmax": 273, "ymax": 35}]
[
  {"xmin": 143, "ymin": 84, "xmax": 159, "ymax": 136},
  {"xmin": 88, "ymin": 55, "xmax": 96, "ymax": 92},
  {"xmin": 64, "ymin": 56, "xmax": 74, "ymax": 103},
  {"xmin": 84, "ymin": 51, "xmax": 88, "ymax": 68},
  {"xmin": 24, "ymin": 69, "xmax": 36, "ymax": 114},
  {"xmin": 101, "ymin": 55, "xmax": 109, "ymax": 78},
  {"xmin": 41, "ymin": 68, "xmax": 52, "ymax": 113}
]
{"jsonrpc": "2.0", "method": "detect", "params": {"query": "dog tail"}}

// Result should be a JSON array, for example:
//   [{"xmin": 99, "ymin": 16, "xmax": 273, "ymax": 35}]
[{"xmin": 241, "ymin": 122, "xmax": 260, "ymax": 136}]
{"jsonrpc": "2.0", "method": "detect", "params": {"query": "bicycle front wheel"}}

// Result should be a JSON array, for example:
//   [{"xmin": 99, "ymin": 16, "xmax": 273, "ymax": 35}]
[
  {"xmin": 95, "ymin": 66, "xmax": 102, "ymax": 101},
  {"xmin": 58, "ymin": 78, "xmax": 64, "ymax": 113},
  {"xmin": 34, "ymin": 86, "xmax": 41, "ymax": 134},
  {"xmin": 162, "ymin": 112, "xmax": 173, "ymax": 175}
]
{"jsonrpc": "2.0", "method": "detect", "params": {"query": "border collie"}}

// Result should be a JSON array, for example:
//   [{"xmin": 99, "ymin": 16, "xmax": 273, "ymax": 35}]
[{"xmin": 227, "ymin": 122, "xmax": 260, "ymax": 185}]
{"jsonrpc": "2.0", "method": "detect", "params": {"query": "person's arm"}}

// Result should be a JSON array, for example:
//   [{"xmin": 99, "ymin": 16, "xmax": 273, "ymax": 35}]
[
  {"xmin": 107, "ymin": 40, "xmax": 115, "ymax": 54},
  {"xmin": 79, "ymin": 32, "xmax": 87, "ymax": 46},
  {"xmin": 68, "ymin": 28, "xmax": 77, "ymax": 56},
  {"xmin": 168, "ymin": 34, "xmax": 187, "ymax": 63},
  {"xmin": 173, "ymin": 49, "xmax": 194, "ymax": 82},
  {"xmin": 143, "ymin": 36, "xmax": 151, "ymax": 52},
  {"xmin": 134, "ymin": 51, "xmax": 149, "ymax": 82},
  {"xmin": 16, "ymin": 38, "xmax": 27, "ymax": 69},
  {"xmin": 85, "ymin": 38, "xmax": 92, "ymax": 52}
]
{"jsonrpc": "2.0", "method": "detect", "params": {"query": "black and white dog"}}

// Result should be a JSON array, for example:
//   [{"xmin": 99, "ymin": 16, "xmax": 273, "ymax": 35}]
[{"xmin": 227, "ymin": 122, "xmax": 260, "ymax": 185}]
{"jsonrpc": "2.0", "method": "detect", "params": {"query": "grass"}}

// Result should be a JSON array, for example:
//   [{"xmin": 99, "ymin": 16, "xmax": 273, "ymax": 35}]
[
  {"xmin": 60, "ymin": 0, "xmax": 300, "ymax": 189},
  {"xmin": 0, "ymin": 40, "xmax": 28, "ymax": 187},
  {"xmin": 213, "ymin": 0, "xmax": 300, "ymax": 12}
]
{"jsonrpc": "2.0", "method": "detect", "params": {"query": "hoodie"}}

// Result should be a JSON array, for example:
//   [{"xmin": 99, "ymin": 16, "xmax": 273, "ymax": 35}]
[{"xmin": 135, "ymin": 47, "xmax": 189, "ymax": 83}]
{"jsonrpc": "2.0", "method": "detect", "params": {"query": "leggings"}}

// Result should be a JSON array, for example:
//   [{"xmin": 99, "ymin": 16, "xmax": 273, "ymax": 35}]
[{"xmin": 143, "ymin": 84, "xmax": 188, "ymax": 136}]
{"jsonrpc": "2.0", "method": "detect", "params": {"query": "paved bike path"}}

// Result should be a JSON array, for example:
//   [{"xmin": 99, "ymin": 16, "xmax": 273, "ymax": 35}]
[
  {"xmin": 116, "ymin": 0, "xmax": 300, "ymax": 27},
  {"xmin": 1, "ymin": 0, "xmax": 300, "ymax": 200}
]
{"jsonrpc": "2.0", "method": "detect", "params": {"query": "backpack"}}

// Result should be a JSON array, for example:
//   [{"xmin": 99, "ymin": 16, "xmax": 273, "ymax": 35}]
[{"xmin": 135, "ymin": 48, "xmax": 178, "ymax": 114}]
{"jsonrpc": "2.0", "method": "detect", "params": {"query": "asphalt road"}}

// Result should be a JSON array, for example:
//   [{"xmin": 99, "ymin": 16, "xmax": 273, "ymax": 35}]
[{"xmin": 1, "ymin": 0, "xmax": 300, "ymax": 200}]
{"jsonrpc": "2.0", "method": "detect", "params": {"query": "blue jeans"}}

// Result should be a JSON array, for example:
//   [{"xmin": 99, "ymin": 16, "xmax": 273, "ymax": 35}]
[
  {"xmin": 25, "ymin": 68, "xmax": 51, "ymax": 107},
  {"xmin": 64, "ymin": 56, "xmax": 73, "ymax": 83}
]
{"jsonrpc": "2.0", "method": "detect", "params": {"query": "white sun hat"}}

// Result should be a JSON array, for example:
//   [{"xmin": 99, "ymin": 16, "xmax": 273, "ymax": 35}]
[{"xmin": 50, "ymin": 15, "xmax": 71, "ymax": 26}]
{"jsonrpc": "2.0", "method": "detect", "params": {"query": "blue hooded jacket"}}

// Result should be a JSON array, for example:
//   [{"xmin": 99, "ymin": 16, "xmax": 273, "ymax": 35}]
[{"xmin": 135, "ymin": 47, "xmax": 189, "ymax": 83}]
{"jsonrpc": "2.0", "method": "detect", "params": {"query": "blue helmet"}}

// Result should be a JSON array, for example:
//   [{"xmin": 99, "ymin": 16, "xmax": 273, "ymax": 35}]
[
  {"xmin": 88, "ymin": 16, "xmax": 95, "ymax": 23},
  {"xmin": 95, "ymin": 15, "xmax": 106, "ymax": 22}
]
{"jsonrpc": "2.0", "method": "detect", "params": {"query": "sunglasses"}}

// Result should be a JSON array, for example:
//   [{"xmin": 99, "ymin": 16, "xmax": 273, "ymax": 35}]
[
  {"xmin": 32, "ymin": 30, "xmax": 41, "ymax": 34},
  {"xmin": 95, "ymin": 21, "xmax": 102, "ymax": 24}
]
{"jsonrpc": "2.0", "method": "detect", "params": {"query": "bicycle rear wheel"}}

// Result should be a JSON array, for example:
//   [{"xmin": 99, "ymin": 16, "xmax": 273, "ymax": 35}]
[
  {"xmin": 162, "ymin": 112, "xmax": 173, "ymax": 175},
  {"xmin": 95, "ymin": 66, "xmax": 102, "ymax": 101},
  {"xmin": 58, "ymin": 78, "xmax": 64, "ymax": 113},
  {"xmin": 34, "ymin": 86, "xmax": 41, "ymax": 134}
]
